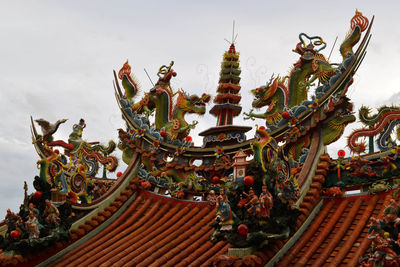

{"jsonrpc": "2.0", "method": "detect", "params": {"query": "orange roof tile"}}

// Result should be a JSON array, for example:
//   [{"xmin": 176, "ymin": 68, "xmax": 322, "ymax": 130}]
[
  {"xmin": 49, "ymin": 189, "xmax": 226, "ymax": 266},
  {"xmin": 276, "ymin": 191, "xmax": 393, "ymax": 266}
]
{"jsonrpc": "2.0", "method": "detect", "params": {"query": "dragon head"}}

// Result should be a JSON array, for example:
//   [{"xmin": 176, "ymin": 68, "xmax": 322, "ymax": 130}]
[
  {"xmin": 251, "ymin": 77, "xmax": 279, "ymax": 109},
  {"xmin": 329, "ymin": 99, "xmax": 356, "ymax": 127},
  {"xmin": 323, "ymin": 98, "xmax": 356, "ymax": 145},
  {"xmin": 176, "ymin": 90, "xmax": 210, "ymax": 115}
]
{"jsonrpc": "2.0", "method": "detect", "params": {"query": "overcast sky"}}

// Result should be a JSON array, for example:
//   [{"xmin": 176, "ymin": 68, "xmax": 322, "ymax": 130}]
[{"xmin": 1, "ymin": 1, "xmax": 399, "ymax": 216}]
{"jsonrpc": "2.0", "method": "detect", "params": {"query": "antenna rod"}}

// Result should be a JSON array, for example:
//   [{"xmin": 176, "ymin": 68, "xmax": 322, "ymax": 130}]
[
  {"xmin": 232, "ymin": 20, "xmax": 235, "ymax": 44},
  {"xmin": 328, "ymin": 36, "xmax": 338, "ymax": 60},
  {"xmin": 317, "ymin": 36, "xmax": 338, "ymax": 87},
  {"xmin": 144, "ymin": 68, "xmax": 154, "ymax": 86}
]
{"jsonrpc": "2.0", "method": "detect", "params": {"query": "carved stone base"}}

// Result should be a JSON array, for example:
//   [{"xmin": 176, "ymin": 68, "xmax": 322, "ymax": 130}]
[{"xmin": 228, "ymin": 247, "xmax": 254, "ymax": 258}]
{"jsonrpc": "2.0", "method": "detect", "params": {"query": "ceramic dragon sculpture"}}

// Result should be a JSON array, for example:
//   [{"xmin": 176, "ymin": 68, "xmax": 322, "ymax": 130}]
[
  {"xmin": 251, "ymin": 126, "xmax": 298, "ymax": 205},
  {"xmin": 165, "ymin": 90, "xmax": 210, "ymax": 139},
  {"xmin": 116, "ymin": 61, "xmax": 210, "ymax": 140},
  {"xmin": 31, "ymin": 118, "xmax": 118, "ymax": 203},
  {"xmin": 321, "ymin": 98, "xmax": 356, "ymax": 145},
  {"xmin": 348, "ymin": 106, "xmax": 400, "ymax": 153},
  {"xmin": 244, "ymin": 10, "xmax": 369, "ymax": 127}
]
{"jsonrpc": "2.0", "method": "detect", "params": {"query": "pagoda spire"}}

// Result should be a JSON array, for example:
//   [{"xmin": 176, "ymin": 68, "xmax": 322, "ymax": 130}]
[
  {"xmin": 199, "ymin": 25, "xmax": 251, "ymax": 148},
  {"xmin": 209, "ymin": 42, "xmax": 242, "ymax": 126}
]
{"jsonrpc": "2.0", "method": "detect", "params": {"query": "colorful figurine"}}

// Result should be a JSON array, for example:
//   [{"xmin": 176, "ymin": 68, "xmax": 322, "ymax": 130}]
[
  {"xmin": 5, "ymin": 209, "xmax": 19, "ymax": 230},
  {"xmin": 243, "ymin": 188, "xmax": 259, "ymax": 217},
  {"xmin": 43, "ymin": 200, "xmax": 60, "ymax": 225},
  {"xmin": 25, "ymin": 211, "xmax": 40, "ymax": 239},
  {"xmin": 382, "ymin": 199, "xmax": 400, "ymax": 226},
  {"xmin": 216, "ymin": 194, "xmax": 233, "ymax": 230},
  {"xmin": 367, "ymin": 217, "xmax": 382, "ymax": 236},
  {"xmin": 259, "ymin": 185, "xmax": 273, "ymax": 218},
  {"xmin": 28, "ymin": 203, "xmax": 40, "ymax": 219},
  {"xmin": 216, "ymin": 188, "xmax": 226, "ymax": 209},
  {"xmin": 68, "ymin": 118, "xmax": 86, "ymax": 146}
]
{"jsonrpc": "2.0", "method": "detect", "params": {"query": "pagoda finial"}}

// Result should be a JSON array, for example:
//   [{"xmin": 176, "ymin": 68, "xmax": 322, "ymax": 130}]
[
  {"xmin": 224, "ymin": 20, "xmax": 238, "ymax": 46},
  {"xmin": 199, "ymin": 23, "xmax": 251, "ymax": 146},
  {"xmin": 209, "ymin": 26, "xmax": 242, "ymax": 126}
]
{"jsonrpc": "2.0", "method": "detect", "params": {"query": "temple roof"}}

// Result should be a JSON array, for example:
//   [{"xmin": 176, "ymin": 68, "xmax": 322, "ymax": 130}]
[
  {"xmin": 49, "ymin": 189, "xmax": 230, "ymax": 266},
  {"xmin": 275, "ymin": 192, "xmax": 391, "ymax": 266}
]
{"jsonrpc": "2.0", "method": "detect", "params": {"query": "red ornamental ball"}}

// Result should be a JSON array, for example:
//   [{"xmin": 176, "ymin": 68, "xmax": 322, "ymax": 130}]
[
  {"xmin": 10, "ymin": 230, "xmax": 20, "ymax": 239},
  {"xmin": 237, "ymin": 224, "xmax": 249, "ymax": 236},
  {"xmin": 282, "ymin": 111, "xmax": 290, "ymax": 119},
  {"xmin": 244, "ymin": 176, "xmax": 254, "ymax": 186},
  {"xmin": 116, "ymin": 172, "xmax": 123, "ymax": 178},
  {"xmin": 33, "ymin": 191, "xmax": 43, "ymax": 200},
  {"xmin": 186, "ymin": 136, "xmax": 193, "ymax": 142},
  {"xmin": 259, "ymin": 126, "xmax": 266, "ymax": 131},
  {"xmin": 54, "ymin": 149, "xmax": 60, "ymax": 154},
  {"xmin": 213, "ymin": 176, "xmax": 220, "ymax": 184},
  {"xmin": 160, "ymin": 130, "xmax": 167, "ymax": 137},
  {"xmin": 337, "ymin": 149, "xmax": 346, "ymax": 157}
]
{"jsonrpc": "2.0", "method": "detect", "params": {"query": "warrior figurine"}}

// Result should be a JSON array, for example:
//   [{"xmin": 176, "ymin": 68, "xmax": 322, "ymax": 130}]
[
  {"xmin": 43, "ymin": 199, "xmax": 60, "ymax": 225},
  {"xmin": 243, "ymin": 188, "xmax": 259, "ymax": 217}
]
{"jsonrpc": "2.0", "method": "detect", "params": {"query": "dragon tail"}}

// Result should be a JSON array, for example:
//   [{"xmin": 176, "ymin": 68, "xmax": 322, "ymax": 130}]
[
  {"xmin": 118, "ymin": 60, "xmax": 140, "ymax": 101},
  {"xmin": 340, "ymin": 10, "xmax": 369, "ymax": 60}
]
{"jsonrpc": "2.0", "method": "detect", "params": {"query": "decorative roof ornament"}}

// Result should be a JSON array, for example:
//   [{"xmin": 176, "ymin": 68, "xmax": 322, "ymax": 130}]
[{"xmin": 199, "ymin": 21, "xmax": 251, "ymax": 146}]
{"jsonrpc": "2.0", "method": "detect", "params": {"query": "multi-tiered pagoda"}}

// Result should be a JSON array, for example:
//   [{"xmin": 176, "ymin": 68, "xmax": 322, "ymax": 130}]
[{"xmin": 199, "ymin": 43, "xmax": 251, "ymax": 147}]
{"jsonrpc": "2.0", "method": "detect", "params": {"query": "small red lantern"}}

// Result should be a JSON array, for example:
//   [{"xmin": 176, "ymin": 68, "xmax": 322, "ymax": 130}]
[
  {"xmin": 186, "ymin": 136, "xmax": 192, "ymax": 142},
  {"xmin": 282, "ymin": 111, "xmax": 290, "ymax": 119},
  {"xmin": 116, "ymin": 172, "xmax": 123, "ymax": 178},
  {"xmin": 160, "ymin": 130, "xmax": 167, "ymax": 137},
  {"xmin": 244, "ymin": 176, "xmax": 254, "ymax": 186},
  {"xmin": 259, "ymin": 126, "xmax": 266, "ymax": 131},
  {"xmin": 54, "ymin": 149, "xmax": 60, "ymax": 154},
  {"xmin": 213, "ymin": 176, "xmax": 220, "ymax": 184},
  {"xmin": 338, "ymin": 149, "xmax": 346, "ymax": 157},
  {"xmin": 33, "ymin": 191, "xmax": 43, "ymax": 200},
  {"xmin": 237, "ymin": 224, "xmax": 249, "ymax": 236},
  {"xmin": 10, "ymin": 230, "xmax": 20, "ymax": 239}
]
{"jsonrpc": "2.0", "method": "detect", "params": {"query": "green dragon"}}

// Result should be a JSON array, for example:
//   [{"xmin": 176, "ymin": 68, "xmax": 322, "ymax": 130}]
[
  {"xmin": 164, "ymin": 90, "xmax": 210, "ymax": 139},
  {"xmin": 118, "ymin": 61, "xmax": 210, "ymax": 140},
  {"xmin": 251, "ymin": 126, "xmax": 279, "ymax": 172},
  {"xmin": 321, "ymin": 100, "xmax": 356, "ymax": 145},
  {"xmin": 244, "ymin": 75, "xmax": 288, "ymax": 125},
  {"xmin": 118, "ymin": 61, "xmax": 174, "ymax": 125},
  {"xmin": 359, "ymin": 106, "xmax": 400, "ymax": 127},
  {"xmin": 348, "ymin": 107, "xmax": 400, "ymax": 153},
  {"xmin": 140, "ymin": 152, "xmax": 203, "ymax": 191},
  {"xmin": 245, "ymin": 10, "xmax": 369, "ymax": 126}
]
